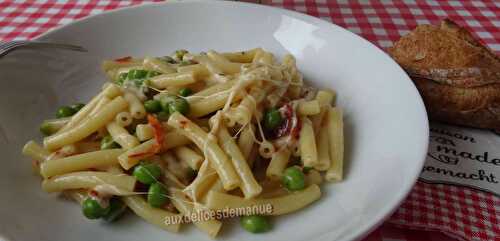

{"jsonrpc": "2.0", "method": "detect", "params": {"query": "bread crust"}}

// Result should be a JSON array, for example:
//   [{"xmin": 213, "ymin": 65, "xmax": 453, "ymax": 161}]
[{"xmin": 388, "ymin": 19, "xmax": 500, "ymax": 130}]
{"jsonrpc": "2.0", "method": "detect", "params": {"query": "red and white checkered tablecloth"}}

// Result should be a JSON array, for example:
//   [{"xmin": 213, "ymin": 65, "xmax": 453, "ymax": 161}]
[{"xmin": 1, "ymin": 1, "xmax": 499, "ymax": 241}]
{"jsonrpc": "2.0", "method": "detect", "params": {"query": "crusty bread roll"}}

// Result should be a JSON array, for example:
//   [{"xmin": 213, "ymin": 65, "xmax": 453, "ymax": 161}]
[{"xmin": 388, "ymin": 19, "xmax": 500, "ymax": 130}]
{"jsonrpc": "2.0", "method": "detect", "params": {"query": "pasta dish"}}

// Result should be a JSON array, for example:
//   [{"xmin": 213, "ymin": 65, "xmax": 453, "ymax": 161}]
[{"xmin": 22, "ymin": 48, "xmax": 344, "ymax": 237}]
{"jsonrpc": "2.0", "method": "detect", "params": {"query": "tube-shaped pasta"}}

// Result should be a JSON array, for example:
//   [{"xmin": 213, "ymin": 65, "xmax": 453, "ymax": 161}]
[
  {"xmin": 261, "ymin": 51, "xmax": 274, "ymax": 65},
  {"xmin": 297, "ymin": 100, "xmax": 320, "ymax": 116},
  {"xmin": 42, "ymin": 171, "xmax": 135, "ymax": 193},
  {"xmin": 106, "ymin": 122, "xmax": 140, "ymax": 149},
  {"xmin": 187, "ymin": 80, "xmax": 235, "ymax": 103},
  {"xmin": 173, "ymin": 146, "xmax": 203, "ymax": 170},
  {"xmin": 101, "ymin": 83, "xmax": 123, "ymax": 98},
  {"xmin": 122, "ymin": 195, "xmax": 181, "ymax": 233},
  {"xmin": 326, "ymin": 107, "xmax": 344, "ymax": 181},
  {"xmin": 311, "ymin": 89, "xmax": 335, "ymax": 133},
  {"xmin": 217, "ymin": 126, "xmax": 262, "ymax": 199},
  {"xmin": 205, "ymin": 184, "xmax": 321, "ymax": 216},
  {"xmin": 237, "ymin": 124, "xmax": 254, "ymax": 161},
  {"xmin": 44, "ymin": 96, "xmax": 128, "ymax": 151},
  {"xmin": 316, "ymin": 89, "xmax": 335, "ymax": 106},
  {"xmin": 58, "ymin": 144, "xmax": 78, "ymax": 156},
  {"xmin": 282, "ymin": 53, "xmax": 296, "ymax": 66},
  {"xmin": 105, "ymin": 164, "xmax": 124, "ymax": 174},
  {"xmin": 197, "ymin": 178, "xmax": 225, "ymax": 205},
  {"xmin": 314, "ymin": 117, "xmax": 331, "ymax": 171},
  {"xmin": 40, "ymin": 149, "xmax": 124, "ymax": 178},
  {"xmin": 149, "ymin": 72, "xmax": 196, "ymax": 89},
  {"xmin": 206, "ymin": 50, "xmax": 242, "ymax": 74},
  {"xmin": 115, "ymin": 111, "xmax": 133, "ymax": 127},
  {"xmin": 194, "ymin": 66, "xmax": 263, "ymax": 118},
  {"xmin": 75, "ymin": 141, "xmax": 100, "ymax": 153},
  {"xmin": 118, "ymin": 139, "xmax": 157, "ymax": 170},
  {"xmin": 169, "ymin": 188, "xmax": 222, "ymax": 238},
  {"xmin": 283, "ymin": 54, "xmax": 303, "ymax": 86},
  {"xmin": 124, "ymin": 92, "xmax": 146, "ymax": 119},
  {"xmin": 143, "ymin": 57, "xmax": 176, "ymax": 74},
  {"xmin": 305, "ymin": 169, "xmax": 323, "ymax": 186},
  {"xmin": 287, "ymin": 86, "xmax": 302, "ymax": 99},
  {"xmin": 136, "ymin": 124, "xmax": 154, "ymax": 141},
  {"xmin": 162, "ymin": 152, "xmax": 190, "ymax": 181},
  {"xmin": 253, "ymin": 49, "xmax": 274, "ymax": 65},
  {"xmin": 189, "ymin": 88, "xmax": 244, "ymax": 118},
  {"xmin": 223, "ymin": 108, "xmax": 244, "ymax": 128},
  {"xmin": 177, "ymin": 64, "xmax": 210, "ymax": 79},
  {"xmin": 258, "ymin": 140, "xmax": 275, "ymax": 159},
  {"xmin": 266, "ymin": 148, "xmax": 291, "ymax": 180},
  {"xmin": 231, "ymin": 85, "xmax": 271, "ymax": 126},
  {"xmin": 193, "ymin": 118, "xmax": 210, "ymax": 129},
  {"xmin": 183, "ymin": 160, "xmax": 218, "ymax": 201},
  {"xmin": 168, "ymin": 112, "xmax": 239, "ymax": 190},
  {"xmin": 258, "ymin": 179, "xmax": 289, "ymax": 198},
  {"xmin": 57, "ymin": 84, "xmax": 122, "ymax": 133},
  {"xmin": 88, "ymin": 96, "xmax": 111, "ymax": 117},
  {"xmin": 23, "ymin": 141, "xmax": 50, "ymax": 162},
  {"xmin": 163, "ymin": 130, "xmax": 192, "ymax": 150},
  {"xmin": 266, "ymin": 84, "xmax": 289, "ymax": 108},
  {"xmin": 193, "ymin": 55, "xmax": 224, "ymax": 75},
  {"xmin": 222, "ymin": 48, "xmax": 261, "ymax": 63},
  {"xmin": 196, "ymin": 178, "xmax": 225, "ymax": 205},
  {"xmin": 40, "ymin": 117, "xmax": 70, "ymax": 134},
  {"xmin": 205, "ymin": 178, "xmax": 224, "ymax": 195},
  {"xmin": 299, "ymin": 117, "xmax": 318, "ymax": 167}
]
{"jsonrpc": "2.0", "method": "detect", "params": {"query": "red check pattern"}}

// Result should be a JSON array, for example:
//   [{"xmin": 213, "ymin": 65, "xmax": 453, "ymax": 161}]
[
  {"xmin": 391, "ymin": 182, "xmax": 499, "ymax": 241},
  {"xmin": 269, "ymin": 0, "xmax": 500, "ymax": 53},
  {"xmin": 1, "ymin": 1, "xmax": 499, "ymax": 241}
]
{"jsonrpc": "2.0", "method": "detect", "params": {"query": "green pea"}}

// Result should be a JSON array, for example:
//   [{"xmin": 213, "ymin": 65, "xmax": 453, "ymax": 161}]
[
  {"xmin": 102, "ymin": 198, "xmax": 127, "ymax": 222},
  {"xmin": 240, "ymin": 215, "xmax": 271, "ymax": 233},
  {"xmin": 175, "ymin": 49, "xmax": 189, "ymax": 60},
  {"xmin": 167, "ymin": 97, "xmax": 190, "ymax": 115},
  {"xmin": 159, "ymin": 95, "xmax": 177, "ymax": 112},
  {"xmin": 156, "ymin": 111, "xmax": 170, "ymax": 121},
  {"xmin": 39, "ymin": 122, "xmax": 54, "ymax": 136},
  {"xmin": 133, "ymin": 163, "xmax": 162, "ymax": 185},
  {"xmin": 133, "ymin": 78, "xmax": 150, "ymax": 88},
  {"xmin": 117, "ymin": 72, "xmax": 128, "ymax": 85},
  {"xmin": 100, "ymin": 135, "xmax": 120, "ymax": 150},
  {"xmin": 148, "ymin": 182, "xmax": 169, "ymax": 208},
  {"xmin": 128, "ymin": 69, "xmax": 148, "ymax": 80},
  {"xmin": 144, "ymin": 99, "xmax": 162, "ymax": 113},
  {"xmin": 263, "ymin": 108, "xmax": 283, "ymax": 130},
  {"xmin": 82, "ymin": 198, "xmax": 109, "ymax": 219},
  {"xmin": 56, "ymin": 106, "xmax": 75, "ymax": 118},
  {"xmin": 178, "ymin": 88, "xmax": 193, "ymax": 97},
  {"xmin": 282, "ymin": 166, "xmax": 305, "ymax": 191},
  {"xmin": 70, "ymin": 103, "xmax": 85, "ymax": 113}
]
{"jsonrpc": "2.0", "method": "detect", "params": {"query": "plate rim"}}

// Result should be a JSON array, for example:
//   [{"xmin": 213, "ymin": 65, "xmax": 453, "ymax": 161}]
[{"xmin": 32, "ymin": 1, "xmax": 430, "ymax": 241}]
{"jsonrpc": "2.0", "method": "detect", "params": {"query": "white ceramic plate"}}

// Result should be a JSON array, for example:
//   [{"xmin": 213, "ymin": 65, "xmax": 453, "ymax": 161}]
[{"xmin": 0, "ymin": 1, "xmax": 428, "ymax": 241}]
